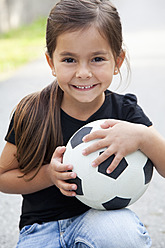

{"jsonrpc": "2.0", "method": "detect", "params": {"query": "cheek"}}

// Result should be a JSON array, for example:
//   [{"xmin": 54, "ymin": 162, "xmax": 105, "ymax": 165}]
[
  {"xmin": 56, "ymin": 66, "xmax": 74, "ymax": 81},
  {"xmin": 95, "ymin": 63, "xmax": 115, "ymax": 78},
  {"xmin": 56, "ymin": 71, "xmax": 73, "ymax": 88},
  {"xmin": 96, "ymin": 68, "xmax": 114, "ymax": 83}
]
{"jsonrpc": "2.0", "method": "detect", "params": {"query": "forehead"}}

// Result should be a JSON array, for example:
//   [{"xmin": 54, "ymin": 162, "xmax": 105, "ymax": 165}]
[{"xmin": 55, "ymin": 25, "xmax": 112, "ymax": 54}]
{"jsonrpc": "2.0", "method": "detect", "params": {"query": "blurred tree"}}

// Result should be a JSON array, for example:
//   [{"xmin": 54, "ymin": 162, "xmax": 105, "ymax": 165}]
[{"xmin": 0, "ymin": 0, "xmax": 57, "ymax": 33}]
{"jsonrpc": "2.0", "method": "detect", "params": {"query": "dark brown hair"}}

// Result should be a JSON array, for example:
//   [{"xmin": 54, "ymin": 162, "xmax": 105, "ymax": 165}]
[
  {"xmin": 14, "ymin": 0, "xmax": 127, "ymax": 179},
  {"xmin": 14, "ymin": 82, "xmax": 63, "ymax": 179},
  {"xmin": 46, "ymin": 0, "xmax": 123, "ymax": 60}
]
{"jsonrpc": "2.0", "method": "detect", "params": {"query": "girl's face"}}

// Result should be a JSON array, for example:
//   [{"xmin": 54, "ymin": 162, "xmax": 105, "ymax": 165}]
[{"xmin": 46, "ymin": 26, "xmax": 124, "ymax": 117}]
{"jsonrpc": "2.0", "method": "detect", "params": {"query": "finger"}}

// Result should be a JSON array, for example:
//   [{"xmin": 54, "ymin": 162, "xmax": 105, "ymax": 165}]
[
  {"xmin": 100, "ymin": 119, "xmax": 121, "ymax": 129},
  {"xmin": 58, "ymin": 180, "xmax": 77, "ymax": 195},
  {"xmin": 56, "ymin": 170, "xmax": 77, "ymax": 181},
  {"xmin": 52, "ymin": 160, "xmax": 74, "ymax": 173},
  {"xmin": 52, "ymin": 146, "xmax": 66, "ymax": 162},
  {"xmin": 91, "ymin": 147, "xmax": 114, "ymax": 167},
  {"xmin": 82, "ymin": 129, "xmax": 106, "ymax": 142},
  {"xmin": 60, "ymin": 188, "xmax": 77, "ymax": 197},
  {"xmin": 106, "ymin": 154, "xmax": 123, "ymax": 174},
  {"xmin": 82, "ymin": 138, "xmax": 108, "ymax": 156}
]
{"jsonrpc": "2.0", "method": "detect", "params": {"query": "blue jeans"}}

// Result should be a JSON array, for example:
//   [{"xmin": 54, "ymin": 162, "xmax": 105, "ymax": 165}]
[{"xmin": 16, "ymin": 208, "xmax": 152, "ymax": 248}]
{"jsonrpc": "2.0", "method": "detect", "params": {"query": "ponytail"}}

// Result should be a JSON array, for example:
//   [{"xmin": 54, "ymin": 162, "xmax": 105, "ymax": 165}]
[{"xmin": 14, "ymin": 80, "xmax": 63, "ymax": 180}]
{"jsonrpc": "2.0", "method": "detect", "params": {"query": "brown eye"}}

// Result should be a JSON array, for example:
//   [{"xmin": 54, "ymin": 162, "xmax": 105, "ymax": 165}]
[
  {"xmin": 63, "ymin": 58, "xmax": 75, "ymax": 63},
  {"xmin": 92, "ymin": 57, "xmax": 104, "ymax": 62}
]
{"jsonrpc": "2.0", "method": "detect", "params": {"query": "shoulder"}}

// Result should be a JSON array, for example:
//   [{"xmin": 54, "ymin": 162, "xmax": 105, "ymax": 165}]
[
  {"xmin": 105, "ymin": 90, "xmax": 138, "ymax": 110},
  {"xmin": 105, "ymin": 90, "xmax": 152, "ymax": 126}
]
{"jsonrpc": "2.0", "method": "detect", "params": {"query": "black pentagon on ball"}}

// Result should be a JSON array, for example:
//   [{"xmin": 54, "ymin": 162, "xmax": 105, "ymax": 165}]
[
  {"xmin": 143, "ymin": 158, "xmax": 154, "ymax": 184},
  {"xmin": 68, "ymin": 176, "xmax": 84, "ymax": 195},
  {"xmin": 70, "ymin": 127, "xmax": 93, "ymax": 149},
  {"xmin": 102, "ymin": 196, "xmax": 131, "ymax": 210},
  {"xmin": 98, "ymin": 153, "xmax": 128, "ymax": 179}
]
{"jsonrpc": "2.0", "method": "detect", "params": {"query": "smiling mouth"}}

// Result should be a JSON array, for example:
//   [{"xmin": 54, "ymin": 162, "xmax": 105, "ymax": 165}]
[{"xmin": 73, "ymin": 85, "xmax": 95, "ymax": 90}]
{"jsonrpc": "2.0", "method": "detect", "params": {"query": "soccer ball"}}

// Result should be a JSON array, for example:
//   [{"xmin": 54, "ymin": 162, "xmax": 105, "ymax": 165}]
[{"xmin": 63, "ymin": 119, "xmax": 153, "ymax": 210}]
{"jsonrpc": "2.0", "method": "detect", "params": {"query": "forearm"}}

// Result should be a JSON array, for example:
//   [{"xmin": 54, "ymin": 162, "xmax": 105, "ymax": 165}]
[
  {"xmin": 139, "ymin": 126, "xmax": 165, "ymax": 177},
  {"xmin": 0, "ymin": 164, "xmax": 53, "ymax": 194}
]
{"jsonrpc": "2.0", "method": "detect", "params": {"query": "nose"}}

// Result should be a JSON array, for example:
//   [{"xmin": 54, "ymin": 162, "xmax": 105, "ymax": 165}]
[{"xmin": 76, "ymin": 63, "xmax": 92, "ymax": 79}]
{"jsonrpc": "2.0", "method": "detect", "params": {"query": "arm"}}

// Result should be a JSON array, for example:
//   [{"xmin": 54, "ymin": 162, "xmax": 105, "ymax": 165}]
[
  {"xmin": 139, "ymin": 125, "xmax": 165, "ymax": 177},
  {"xmin": 82, "ymin": 119, "xmax": 165, "ymax": 177},
  {"xmin": 0, "ymin": 142, "xmax": 77, "ymax": 195},
  {"xmin": 0, "ymin": 142, "xmax": 53, "ymax": 194}
]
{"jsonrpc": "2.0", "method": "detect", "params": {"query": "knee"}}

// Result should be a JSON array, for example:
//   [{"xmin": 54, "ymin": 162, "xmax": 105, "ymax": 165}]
[
  {"xmin": 104, "ymin": 208, "xmax": 151, "ymax": 247},
  {"xmin": 120, "ymin": 209, "xmax": 151, "ymax": 247},
  {"xmin": 82, "ymin": 208, "xmax": 152, "ymax": 248}
]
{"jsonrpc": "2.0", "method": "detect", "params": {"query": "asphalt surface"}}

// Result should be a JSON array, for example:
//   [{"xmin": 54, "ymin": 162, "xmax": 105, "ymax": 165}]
[{"xmin": 0, "ymin": 0, "xmax": 165, "ymax": 247}]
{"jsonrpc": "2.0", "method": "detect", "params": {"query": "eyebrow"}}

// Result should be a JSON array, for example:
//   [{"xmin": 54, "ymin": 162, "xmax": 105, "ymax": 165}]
[
  {"xmin": 59, "ymin": 51, "xmax": 109, "ymax": 57},
  {"xmin": 59, "ymin": 52, "xmax": 76, "ymax": 57},
  {"xmin": 91, "ymin": 51, "xmax": 109, "ymax": 56}
]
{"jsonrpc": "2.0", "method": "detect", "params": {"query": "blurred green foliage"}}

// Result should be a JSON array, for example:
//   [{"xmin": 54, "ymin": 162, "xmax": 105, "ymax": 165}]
[{"xmin": 0, "ymin": 17, "xmax": 47, "ymax": 79}]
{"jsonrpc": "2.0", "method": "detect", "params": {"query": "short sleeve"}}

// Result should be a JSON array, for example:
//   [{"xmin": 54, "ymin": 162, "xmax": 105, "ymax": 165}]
[
  {"xmin": 122, "ymin": 94, "xmax": 152, "ymax": 127},
  {"xmin": 5, "ymin": 113, "xmax": 16, "ymax": 145}
]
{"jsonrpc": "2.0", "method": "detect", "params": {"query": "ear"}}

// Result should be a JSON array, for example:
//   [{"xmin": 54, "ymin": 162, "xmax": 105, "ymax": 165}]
[
  {"xmin": 45, "ymin": 52, "xmax": 56, "ymax": 76},
  {"xmin": 114, "ymin": 50, "xmax": 125, "ymax": 75}
]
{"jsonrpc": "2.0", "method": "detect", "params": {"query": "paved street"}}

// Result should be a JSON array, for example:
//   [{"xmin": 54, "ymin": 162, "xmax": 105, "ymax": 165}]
[{"xmin": 0, "ymin": 0, "xmax": 165, "ymax": 247}]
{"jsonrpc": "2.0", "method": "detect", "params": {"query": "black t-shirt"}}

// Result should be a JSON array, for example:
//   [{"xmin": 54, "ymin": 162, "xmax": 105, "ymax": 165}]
[{"xmin": 5, "ymin": 90, "xmax": 152, "ymax": 230}]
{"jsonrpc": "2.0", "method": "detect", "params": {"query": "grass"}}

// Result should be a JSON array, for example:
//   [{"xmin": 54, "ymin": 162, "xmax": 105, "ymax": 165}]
[{"xmin": 0, "ymin": 17, "xmax": 47, "ymax": 80}]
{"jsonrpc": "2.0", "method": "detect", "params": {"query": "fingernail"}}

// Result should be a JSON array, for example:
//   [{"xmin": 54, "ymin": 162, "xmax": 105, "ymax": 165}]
[
  {"xmin": 82, "ymin": 150, "xmax": 86, "ymax": 155},
  {"xmin": 68, "ymin": 165, "xmax": 73, "ymax": 170},
  {"xmin": 72, "ymin": 185, "xmax": 77, "ymax": 190},
  {"xmin": 71, "ymin": 172, "xmax": 76, "ymax": 178},
  {"xmin": 91, "ymin": 162, "xmax": 96, "ymax": 167},
  {"xmin": 107, "ymin": 169, "xmax": 111, "ymax": 174}
]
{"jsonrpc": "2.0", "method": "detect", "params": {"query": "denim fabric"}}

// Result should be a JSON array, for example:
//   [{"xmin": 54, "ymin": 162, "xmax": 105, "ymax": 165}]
[{"xmin": 16, "ymin": 208, "xmax": 152, "ymax": 248}]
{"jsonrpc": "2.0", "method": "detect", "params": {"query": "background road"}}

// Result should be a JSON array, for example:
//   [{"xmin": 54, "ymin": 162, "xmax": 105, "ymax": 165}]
[{"xmin": 0, "ymin": 0, "xmax": 165, "ymax": 247}]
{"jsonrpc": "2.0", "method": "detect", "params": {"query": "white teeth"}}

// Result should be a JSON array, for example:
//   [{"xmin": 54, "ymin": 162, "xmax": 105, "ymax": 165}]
[{"xmin": 75, "ymin": 85, "xmax": 93, "ymax": 89}]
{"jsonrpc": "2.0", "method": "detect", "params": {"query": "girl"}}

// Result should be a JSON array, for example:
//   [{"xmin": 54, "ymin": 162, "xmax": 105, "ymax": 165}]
[{"xmin": 0, "ymin": 0, "xmax": 165, "ymax": 247}]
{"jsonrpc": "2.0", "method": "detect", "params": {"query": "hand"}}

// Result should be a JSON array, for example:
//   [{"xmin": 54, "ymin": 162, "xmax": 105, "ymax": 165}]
[
  {"xmin": 82, "ymin": 119, "xmax": 145, "ymax": 173},
  {"xmin": 48, "ymin": 146, "xmax": 77, "ymax": 197}
]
